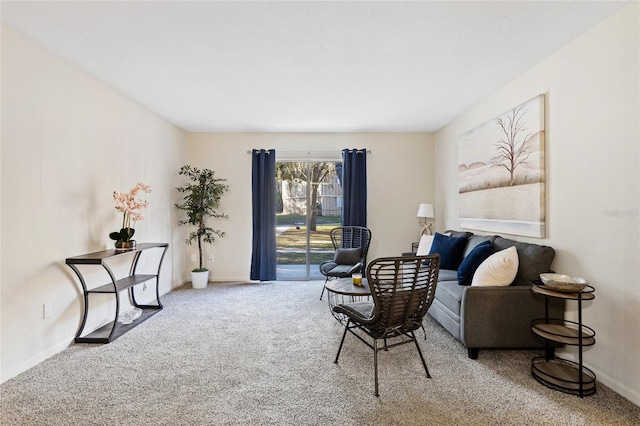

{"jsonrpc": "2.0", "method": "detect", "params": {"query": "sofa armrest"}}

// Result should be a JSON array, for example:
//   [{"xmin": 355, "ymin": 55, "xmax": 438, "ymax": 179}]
[{"xmin": 460, "ymin": 285, "xmax": 565, "ymax": 349}]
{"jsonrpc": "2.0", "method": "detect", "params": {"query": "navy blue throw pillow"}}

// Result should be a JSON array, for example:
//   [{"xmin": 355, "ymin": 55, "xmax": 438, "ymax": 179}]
[
  {"xmin": 428, "ymin": 232, "xmax": 469, "ymax": 270},
  {"xmin": 457, "ymin": 240, "xmax": 495, "ymax": 286}
]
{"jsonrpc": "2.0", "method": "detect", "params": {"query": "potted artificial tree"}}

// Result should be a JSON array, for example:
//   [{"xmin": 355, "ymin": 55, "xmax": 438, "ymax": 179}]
[{"xmin": 175, "ymin": 165, "xmax": 230, "ymax": 289}]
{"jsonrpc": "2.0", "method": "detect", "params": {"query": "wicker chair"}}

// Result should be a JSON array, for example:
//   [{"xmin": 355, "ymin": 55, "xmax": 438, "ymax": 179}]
[
  {"xmin": 333, "ymin": 254, "xmax": 440, "ymax": 396},
  {"xmin": 319, "ymin": 226, "xmax": 372, "ymax": 300}
]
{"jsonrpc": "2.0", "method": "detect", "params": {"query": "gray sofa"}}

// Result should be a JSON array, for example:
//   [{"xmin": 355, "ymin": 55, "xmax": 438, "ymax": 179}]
[{"xmin": 427, "ymin": 230, "xmax": 564, "ymax": 359}]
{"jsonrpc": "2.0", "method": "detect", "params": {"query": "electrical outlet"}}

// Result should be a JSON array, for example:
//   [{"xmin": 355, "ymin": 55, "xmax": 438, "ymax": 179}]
[
  {"xmin": 43, "ymin": 303, "xmax": 52, "ymax": 319},
  {"xmin": 208, "ymin": 255, "xmax": 214, "ymax": 262},
  {"xmin": 191, "ymin": 254, "xmax": 197, "ymax": 262}
]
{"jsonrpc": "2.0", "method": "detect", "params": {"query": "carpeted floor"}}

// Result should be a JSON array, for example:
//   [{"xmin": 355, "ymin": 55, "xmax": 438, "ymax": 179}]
[{"xmin": 1, "ymin": 281, "xmax": 639, "ymax": 425}]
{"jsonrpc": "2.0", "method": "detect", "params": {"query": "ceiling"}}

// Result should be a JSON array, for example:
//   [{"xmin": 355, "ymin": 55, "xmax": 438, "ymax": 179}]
[{"xmin": 1, "ymin": 1, "xmax": 627, "ymax": 133}]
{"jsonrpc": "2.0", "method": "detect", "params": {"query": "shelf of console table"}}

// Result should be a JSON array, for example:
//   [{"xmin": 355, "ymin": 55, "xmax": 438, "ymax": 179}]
[{"xmin": 66, "ymin": 243, "xmax": 169, "ymax": 344}]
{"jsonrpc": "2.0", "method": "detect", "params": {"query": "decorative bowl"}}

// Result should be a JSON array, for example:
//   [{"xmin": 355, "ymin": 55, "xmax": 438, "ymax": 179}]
[{"xmin": 539, "ymin": 273, "xmax": 588, "ymax": 293}]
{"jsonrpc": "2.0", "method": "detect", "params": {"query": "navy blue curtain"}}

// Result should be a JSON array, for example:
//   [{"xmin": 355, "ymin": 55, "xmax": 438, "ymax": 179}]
[
  {"xmin": 341, "ymin": 149, "xmax": 367, "ymax": 227},
  {"xmin": 250, "ymin": 149, "xmax": 277, "ymax": 281}
]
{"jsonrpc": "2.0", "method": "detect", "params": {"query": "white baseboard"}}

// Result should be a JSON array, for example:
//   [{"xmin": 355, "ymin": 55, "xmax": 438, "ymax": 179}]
[
  {"xmin": 169, "ymin": 278, "xmax": 189, "ymax": 291},
  {"xmin": 557, "ymin": 349, "xmax": 639, "ymax": 407},
  {"xmin": 593, "ymin": 367, "xmax": 640, "ymax": 407},
  {"xmin": 209, "ymin": 276, "xmax": 252, "ymax": 282},
  {"xmin": 207, "ymin": 276, "xmax": 323, "ymax": 282},
  {"xmin": 2, "ymin": 279, "xmax": 187, "ymax": 385},
  {"xmin": 1, "ymin": 338, "xmax": 72, "ymax": 384}
]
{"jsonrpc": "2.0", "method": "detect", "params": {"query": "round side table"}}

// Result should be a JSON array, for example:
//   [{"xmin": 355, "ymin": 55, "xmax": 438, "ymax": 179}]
[{"xmin": 324, "ymin": 278, "xmax": 372, "ymax": 324}]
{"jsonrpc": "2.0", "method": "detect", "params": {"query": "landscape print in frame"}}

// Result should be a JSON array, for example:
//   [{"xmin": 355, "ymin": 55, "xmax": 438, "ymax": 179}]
[{"xmin": 459, "ymin": 95, "xmax": 545, "ymax": 238}]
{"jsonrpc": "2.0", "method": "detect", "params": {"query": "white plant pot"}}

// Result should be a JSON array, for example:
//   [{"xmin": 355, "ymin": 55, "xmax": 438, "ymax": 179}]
[{"xmin": 191, "ymin": 270, "xmax": 209, "ymax": 289}]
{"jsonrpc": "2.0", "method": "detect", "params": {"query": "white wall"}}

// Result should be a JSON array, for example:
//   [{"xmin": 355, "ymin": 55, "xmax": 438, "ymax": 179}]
[
  {"xmin": 434, "ymin": 4, "xmax": 639, "ymax": 405},
  {"xmin": 187, "ymin": 133, "xmax": 435, "ymax": 280},
  {"xmin": 0, "ymin": 27, "xmax": 188, "ymax": 382}
]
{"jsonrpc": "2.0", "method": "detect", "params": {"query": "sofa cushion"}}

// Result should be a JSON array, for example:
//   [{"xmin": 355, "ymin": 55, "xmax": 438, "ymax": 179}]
[
  {"xmin": 463, "ymin": 235, "xmax": 497, "ymax": 258},
  {"xmin": 445, "ymin": 230, "xmax": 474, "ymax": 239},
  {"xmin": 437, "ymin": 269, "xmax": 459, "ymax": 282},
  {"xmin": 457, "ymin": 241, "xmax": 494, "ymax": 286},
  {"xmin": 334, "ymin": 247, "xmax": 361, "ymax": 265},
  {"xmin": 326, "ymin": 264, "xmax": 359, "ymax": 276},
  {"xmin": 471, "ymin": 246, "xmax": 519, "ymax": 286},
  {"xmin": 493, "ymin": 237, "xmax": 555, "ymax": 286},
  {"xmin": 433, "ymin": 279, "xmax": 465, "ymax": 316},
  {"xmin": 429, "ymin": 232, "xmax": 468, "ymax": 270}
]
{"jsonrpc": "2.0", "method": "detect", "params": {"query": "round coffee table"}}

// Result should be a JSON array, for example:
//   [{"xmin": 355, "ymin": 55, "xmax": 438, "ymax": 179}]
[{"xmin": 324, "ymin": 278, "xmax": 372, "ymax": 323}]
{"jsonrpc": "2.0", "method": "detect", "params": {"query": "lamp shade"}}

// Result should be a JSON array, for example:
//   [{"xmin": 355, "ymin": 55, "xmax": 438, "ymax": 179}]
[{"xmin": 417, "ymin": 203, "xmax": 434, "ymax": 218}]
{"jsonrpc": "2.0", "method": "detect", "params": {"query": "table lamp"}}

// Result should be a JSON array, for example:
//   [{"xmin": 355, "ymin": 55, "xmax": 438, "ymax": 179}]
[{"xmin": 417, "ymin": 203, "xmax": 434, "ymax": 236}]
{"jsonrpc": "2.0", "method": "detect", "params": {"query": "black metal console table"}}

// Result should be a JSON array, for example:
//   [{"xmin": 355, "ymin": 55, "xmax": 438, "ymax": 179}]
[{"xmin": 66, "ymin": 243, "xmax": 169, "ymax": 343}]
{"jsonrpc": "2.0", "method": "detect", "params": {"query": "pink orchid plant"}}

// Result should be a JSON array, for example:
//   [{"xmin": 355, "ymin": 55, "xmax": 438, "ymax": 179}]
[{"xmin": 109, "ymin": 182, "xmax": 151, "ymax": 243}]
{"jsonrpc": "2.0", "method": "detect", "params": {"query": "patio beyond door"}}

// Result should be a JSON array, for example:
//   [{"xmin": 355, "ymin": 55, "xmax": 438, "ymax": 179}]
[{"xmin": 276, "ymin": 161, "xmax": 342, "ymax": 280}]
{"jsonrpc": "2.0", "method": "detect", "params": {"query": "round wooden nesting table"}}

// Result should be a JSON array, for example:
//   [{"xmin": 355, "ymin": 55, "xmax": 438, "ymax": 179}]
[{"xmin": 324, "ymin": 278, "xmax": 371, "ymax": 323}]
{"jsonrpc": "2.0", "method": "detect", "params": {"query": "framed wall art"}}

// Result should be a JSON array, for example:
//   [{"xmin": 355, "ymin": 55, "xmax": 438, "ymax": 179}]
[{"xmin": 458, "ymin": 95, "xmax": 546, "ymax": 238}]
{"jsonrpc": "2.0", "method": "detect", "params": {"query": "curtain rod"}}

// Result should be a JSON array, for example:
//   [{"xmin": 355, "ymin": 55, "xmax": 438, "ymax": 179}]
[{"xmin": 246, "ymin": 150, "xmax": 371, "ymax": 154}]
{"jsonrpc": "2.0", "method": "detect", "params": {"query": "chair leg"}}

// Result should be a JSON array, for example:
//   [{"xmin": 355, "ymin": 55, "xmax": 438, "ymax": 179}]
[
  {"xmin": 373, "ymin": 339, "xmax": 380, "ymax": 397},
  {"xmin": 319, "ymin": 277, "xmax": 329, "ymax": 300},
  {"xmin": 412, "ymin": 332, "xmax": 431, "ymax": 378},
  {"xmin": 334, "ymin": 320, "xmax": 350, "ymax": 363}
]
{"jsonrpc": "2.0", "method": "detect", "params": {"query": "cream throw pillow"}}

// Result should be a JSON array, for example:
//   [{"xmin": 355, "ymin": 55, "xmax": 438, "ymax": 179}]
[
  {"xmin": 471, "ymin": 246, "xmax": 519, "ymax": 286},
  {"xmin": 416, "ymin": 234, "xmax": 434, "ymax": 255}
]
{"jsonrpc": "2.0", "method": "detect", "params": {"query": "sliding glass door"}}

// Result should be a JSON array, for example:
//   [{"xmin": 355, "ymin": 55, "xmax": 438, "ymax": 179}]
[{"xmin": 276, "ymin": 161, "xmax": 342, "ymax": 280}]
